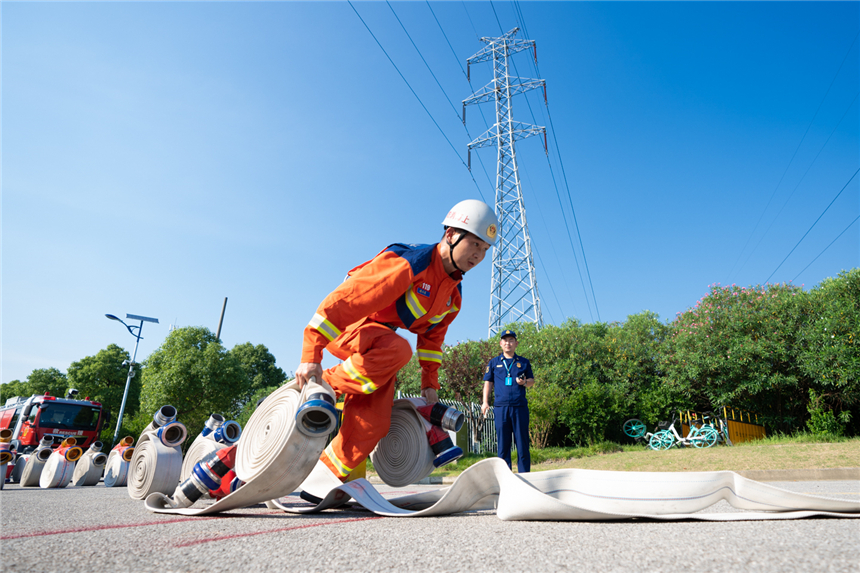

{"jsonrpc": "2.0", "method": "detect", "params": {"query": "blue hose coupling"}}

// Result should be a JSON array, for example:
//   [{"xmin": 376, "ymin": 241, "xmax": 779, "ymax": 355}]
[
  {"xmin": 213, "ymin": 421, "xmax": 242, "ymax": 444},
  {"xmin": 157, "ymin": 421, "xmax": 188, "ymax": 448},
  {"xmin": 201, "ymin": 414, "xmax": 225, "ymax": 437},
  {"xmin": 433, "ymin": 445, "xmax": 464, "ymax": 468},
  {"xmin": 296, "ymin": 393, "xmax": 338, "ymax": 437}
]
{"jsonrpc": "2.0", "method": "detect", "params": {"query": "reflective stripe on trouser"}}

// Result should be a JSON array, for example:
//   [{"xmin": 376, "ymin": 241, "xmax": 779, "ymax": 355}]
[{"xmin": 321, "ymin": 320, "xmax": 413, "ymax": 480}]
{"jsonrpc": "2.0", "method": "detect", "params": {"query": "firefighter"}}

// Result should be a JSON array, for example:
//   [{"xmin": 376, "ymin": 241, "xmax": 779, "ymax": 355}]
[{"xmin": 295, "ymin": 199, "xmax": 497, "ymax": 487}]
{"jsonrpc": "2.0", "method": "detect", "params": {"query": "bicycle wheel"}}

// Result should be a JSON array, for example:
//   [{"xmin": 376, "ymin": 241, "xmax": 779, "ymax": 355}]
[
  {"xmin": 692, "ymin": 427, "xmax": 718, "ymax": 448},
  {"xmin": 649, "ymin": 430, "xmax": 674, "ymax": 451},
  {"xmin": 623, "ymin": 418, "xmax": 647, "ymax": 439}
]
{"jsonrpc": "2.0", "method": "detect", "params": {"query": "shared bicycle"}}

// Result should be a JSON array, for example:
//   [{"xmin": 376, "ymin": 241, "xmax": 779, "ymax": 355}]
[{"xmin": 623, "ymin": 412, "xmax": 723, "ymax": 451}]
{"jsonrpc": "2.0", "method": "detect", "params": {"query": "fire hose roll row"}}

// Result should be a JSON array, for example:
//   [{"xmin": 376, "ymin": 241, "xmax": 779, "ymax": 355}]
[
  {"xmin": 145, "ymin": 377, "xmax": 337, "ymax": 515},
  {"xmin": 127, "ymin": 406, "xmax": 188, "ymax": 500}
]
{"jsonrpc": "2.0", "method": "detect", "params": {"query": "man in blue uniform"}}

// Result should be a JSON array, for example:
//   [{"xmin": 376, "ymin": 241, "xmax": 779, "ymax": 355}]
[{"xmin": 481, "ymin": 329, "xmax": 535, "ymax": 473}]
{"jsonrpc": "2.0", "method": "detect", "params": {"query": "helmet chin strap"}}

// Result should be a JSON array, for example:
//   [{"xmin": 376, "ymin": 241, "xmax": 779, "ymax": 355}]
[{"xmin": 446, "ymin": 230, "xmax": 467, "ymax": 275}]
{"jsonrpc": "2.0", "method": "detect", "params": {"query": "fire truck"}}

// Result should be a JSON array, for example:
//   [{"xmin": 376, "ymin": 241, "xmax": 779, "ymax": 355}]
[{"xmin": 0, "ymin": 390, "xmax": 110, "ymax": 469}]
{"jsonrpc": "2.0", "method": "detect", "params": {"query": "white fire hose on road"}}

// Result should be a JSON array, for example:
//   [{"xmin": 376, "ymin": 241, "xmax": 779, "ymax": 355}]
[
  {"xmin": 72, "ymin": 441, "xmax": 108, "ymax": 486},
  {"xmin": 145, "ymin": 378, "xmax": 337, "ymax": 515},
  {"xmin": 128, "ymin": 406, "xmax": 188, "ymax": 500},
  {"xmin": 288, "ymin": 457, "xmax": 860, "ymax": 521},
  {"xmin": 104, "ymin": 437, "xmax": 135, "ymax": 487},
  {"xmin": 40, "ymin": 438, "xmax": 83, "ymax": 488},
  {"xmin": 17, "ymin": 437, "xmax": 54, "ymax": 487}
]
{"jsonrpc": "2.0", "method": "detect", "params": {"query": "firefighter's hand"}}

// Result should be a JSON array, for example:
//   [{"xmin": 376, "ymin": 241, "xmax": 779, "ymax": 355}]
[
  {"xmin": 421, "ymin": 388, "xmax": 439, "ymax": 404},
  {"xmin": 295, "ymin": 363, "xmax": 323, "ymax": 389},
  {"xmin": 481, "ymin": 402, "xmax": 490, "ymax": 417}
]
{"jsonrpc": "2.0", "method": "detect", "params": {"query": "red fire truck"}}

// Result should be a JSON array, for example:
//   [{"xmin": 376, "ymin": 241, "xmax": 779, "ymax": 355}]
[{"xmin": 0, "ymin": 391, "xmax": 109, "ymax": 464}]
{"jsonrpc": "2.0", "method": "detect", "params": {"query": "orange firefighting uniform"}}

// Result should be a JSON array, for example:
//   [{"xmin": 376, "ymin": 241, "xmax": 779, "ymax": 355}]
[{"xmin": 302, "ymin": 242, "xmax": 463, "ymax": 480}]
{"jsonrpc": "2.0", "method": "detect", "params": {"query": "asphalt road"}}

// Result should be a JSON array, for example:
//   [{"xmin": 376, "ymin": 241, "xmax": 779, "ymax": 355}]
[{"xmin": 2, "ymin": 479, "xmax": 858, "ymax": 573}]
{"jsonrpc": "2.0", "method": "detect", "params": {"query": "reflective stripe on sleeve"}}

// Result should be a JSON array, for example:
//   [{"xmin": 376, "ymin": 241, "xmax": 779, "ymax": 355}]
[
  {"xmin": 308, "ymin": 313, "xmax": 342, "ymax": 342},
  {"xmin": 323, "ymin": 444, "xmax": 354, "ymax": 478},
  {"xmin": 428, "ymin": 303, "xmax": 459, "ymax": 324},
  {"xmin": 417, "ymin": 349, "xmax": 443, "ymax": 363},
  {"xmin": 404, "ymin": 288, "xmax": 428, "ymax": 320},
  {"xmin": 343, "ymin": 357, "xmax": 378, "ymax": 394}
]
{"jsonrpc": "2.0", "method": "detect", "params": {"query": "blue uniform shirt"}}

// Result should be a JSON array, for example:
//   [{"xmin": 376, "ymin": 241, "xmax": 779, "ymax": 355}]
[{"xmin": 483, "ymin": 354, "xmax": 534, "ymax": 407}]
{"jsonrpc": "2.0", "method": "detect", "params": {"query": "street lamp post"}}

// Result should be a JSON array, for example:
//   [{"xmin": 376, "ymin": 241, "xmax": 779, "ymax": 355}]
[{"xmin": 105, "ymin": 313, "xmax": 159, "ymax": 447}]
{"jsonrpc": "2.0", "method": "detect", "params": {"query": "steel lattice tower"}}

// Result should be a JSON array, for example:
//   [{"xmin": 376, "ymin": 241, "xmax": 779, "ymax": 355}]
[{"xmin": 463, "ymin": 28, "xmax": 546, "ymax": 337}]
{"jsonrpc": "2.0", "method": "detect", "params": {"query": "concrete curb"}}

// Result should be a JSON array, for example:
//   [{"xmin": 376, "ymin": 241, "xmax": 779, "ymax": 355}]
[{"xmin": 367, "ymin": 467, "xmax": 860, "ymax": 486}]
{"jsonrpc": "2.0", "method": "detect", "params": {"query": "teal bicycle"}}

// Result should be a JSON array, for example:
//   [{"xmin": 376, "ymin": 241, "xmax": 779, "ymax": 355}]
[{"xmin": 623, "ymin": 415, "xmax": 719, "ymax": 451}]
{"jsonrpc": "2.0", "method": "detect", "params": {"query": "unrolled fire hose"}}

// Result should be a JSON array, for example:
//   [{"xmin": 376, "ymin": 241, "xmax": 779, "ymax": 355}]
[
  {"xmin": 145, "ymin": 377, "xmax": 337, "ymax": 515},
  {"xmin": 18, "ymin": 437, "xmax": 54, "ymax": 487},
  {"xmin": 144, "ymin": 385, "xmax": 860, "ymax": 520},
  {"xmin": 127, "ymin": 405, "xmax": 188, "ymax": 500},
  {"xmin": 40, "ymin": 438, "xmax": 83, "ymax": 488},
  {"xmin": 104, "ymin": 437, "xmax": 135, "ymax": 487},
  {"xmin": 288, "ymin": 457, "xmax": 860, "ymax": 521},
  {"xmin": 72, "ymin": 441, "xmax": 108, "ymax": 486}
]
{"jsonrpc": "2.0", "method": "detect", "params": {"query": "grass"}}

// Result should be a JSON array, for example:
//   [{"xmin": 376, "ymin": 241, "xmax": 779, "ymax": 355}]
[{"xmin": 365, "ymin": 433, "xmax": 860, "ymax": 478}]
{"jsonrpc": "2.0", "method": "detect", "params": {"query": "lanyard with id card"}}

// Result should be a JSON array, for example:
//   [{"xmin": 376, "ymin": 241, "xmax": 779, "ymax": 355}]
[{"xmin": 502, "ymin": 358, "xmax": 514, "ymax": 386}]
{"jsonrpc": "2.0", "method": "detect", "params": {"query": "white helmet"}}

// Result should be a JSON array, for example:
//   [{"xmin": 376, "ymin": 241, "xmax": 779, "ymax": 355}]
[{"xmin": 442, "ymin": 199, "xmax": 498, "ymax": 245}]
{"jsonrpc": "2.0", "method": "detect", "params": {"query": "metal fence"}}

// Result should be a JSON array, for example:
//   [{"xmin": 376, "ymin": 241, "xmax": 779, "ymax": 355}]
[{"xmin": 396, "ymin": 393, "xmax": 498, "ymax": 455}]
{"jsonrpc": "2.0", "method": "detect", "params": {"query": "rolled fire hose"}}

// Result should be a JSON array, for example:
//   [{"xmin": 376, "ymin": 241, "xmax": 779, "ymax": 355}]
[
  {"xmin": 286, "ymin": 456, "xmax": 860, "ymax": 521},
  {"xmin": 127, "ymin": 406, "xmax": 188, "ymax": 500},
  {"xmin": 72, "ymin": 441, "xmax": 108, "ymax": 486},
  {"xmin": 104, "ymin": 437, "xmax": 135, "ymax": 487},
  {"xmin": 144, "ymin": 377, "xmax": 337, "ymax": 515},
  {"xmin": 368, "ymin": 399, "xmax": 436, "ymax": 487},
  {"xmin": 18, "ymin": 438, "xmax": 55, "ymax": 487},
  {"xmin": 40, "ymin": 439, "xmax": 83, "ymax": 488},
  {"xmin": 180, "ymin": 417, "xmax": 242, "ymax": 485}
]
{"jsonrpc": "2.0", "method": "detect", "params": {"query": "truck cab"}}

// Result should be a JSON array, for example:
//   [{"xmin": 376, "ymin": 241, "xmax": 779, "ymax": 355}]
[{"xmin": 0, "ymin": 393, "xmax": 108, "ymax": 455}]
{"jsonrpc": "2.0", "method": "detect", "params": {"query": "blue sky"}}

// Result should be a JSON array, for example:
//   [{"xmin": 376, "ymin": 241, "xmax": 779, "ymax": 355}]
[{"xmin": 3, "ymin": 1, "xmax": 858, "ymax": 386}]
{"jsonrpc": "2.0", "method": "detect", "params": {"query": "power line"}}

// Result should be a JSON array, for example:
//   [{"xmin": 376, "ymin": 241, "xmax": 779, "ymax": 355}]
[
  {"xmin": 728, "ymin": 30, "xmax": 860, "ymax": 281},
  {"xmin": 735, "ymin": 91, "xmax": 859, "ymax": 278},
  {"xmin": 792, "ymin": 215, "xmax": 860, "ymax": 283},
  {"xmin": 765, "ymin": 166, "xmax": 860, "ymax": 283},
  {"xmin": 516, "ymin": 11, "xmax": 601, "ymax": 322},
  {"xmin": 347, "ymin": 1, "xmax": 489, "ymax": 203}
]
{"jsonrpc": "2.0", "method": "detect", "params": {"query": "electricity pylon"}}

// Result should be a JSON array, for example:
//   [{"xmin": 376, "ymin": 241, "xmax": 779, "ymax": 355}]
[{"xmin": 463, "ymin": 28, "xmax": 546, "ymax": 337}]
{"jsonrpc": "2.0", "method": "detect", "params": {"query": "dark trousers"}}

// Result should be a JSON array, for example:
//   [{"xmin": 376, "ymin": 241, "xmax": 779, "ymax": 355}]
[{"xmin": 494, "ymin": 405, "xmax": 530, "ymax": 473}]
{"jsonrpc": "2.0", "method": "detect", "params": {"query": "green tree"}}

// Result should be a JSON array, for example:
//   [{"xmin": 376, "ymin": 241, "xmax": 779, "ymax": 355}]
[
  {"xmin": 25, "ymin": 368, "xmax": 69, "ymax": 398},
  {"xmin": 797, "ymin": 269, "xmax": 859, "ymax": 434},
  {"xmin": 0, "ymin": 380, "xmax": 30, "ymax": 404},
  {"xmin": 228, "ymin": 342, "xmax": 287, "ymax": 418},
  {"xmin": 137, "ymin": 327, "xmax": 249, "ymax": 440},
  {"xmin": 439, "ymin": 339, "xmax": 496, "ymax": 402},
  {"xmin": 67, "ymin": 344, "xmax": 139, "ymax": 441},
  {"xmin": 395, "ymin": 353, "xmax": 422, "ymax": 396},
  {"xmin": 661, "ymin": 282, "xmax": 809, "ymax": 433}
]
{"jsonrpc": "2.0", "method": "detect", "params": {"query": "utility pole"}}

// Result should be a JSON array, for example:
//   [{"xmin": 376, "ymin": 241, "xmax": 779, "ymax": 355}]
[{"xmin": 463, "ymin": 28, "xmax": 546, "ymax": 337}]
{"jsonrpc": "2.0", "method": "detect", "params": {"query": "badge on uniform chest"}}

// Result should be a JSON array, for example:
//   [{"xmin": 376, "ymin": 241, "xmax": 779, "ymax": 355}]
[{"xmin": 505, "ymin": 376, "xmax": 513, "ymax": 386}]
